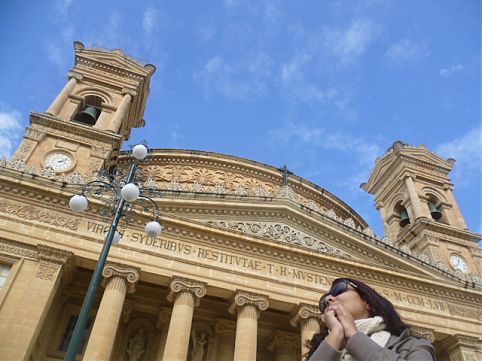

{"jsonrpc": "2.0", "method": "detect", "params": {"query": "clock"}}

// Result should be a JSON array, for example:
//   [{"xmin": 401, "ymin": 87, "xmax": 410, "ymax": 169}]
[
  {"xmin": 44, "ymin": 152, "xmax": 74, "ymax": 172},
  {"xmin": 449, "ymin": 254, "xmax": 468, "ymax": 273}
]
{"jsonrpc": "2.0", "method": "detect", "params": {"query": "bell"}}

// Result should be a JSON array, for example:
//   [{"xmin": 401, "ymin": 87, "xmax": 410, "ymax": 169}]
[
  {"xmin": 428, "ymin": 202, "xmax": 442, "ymax": 220},
  {"xmin": 74, "ymin": 106, "xmax": 99, "ymax": 125},
  {"xmin": 399, "ymin": 209, "xmax": 410, "ymax": 227}
]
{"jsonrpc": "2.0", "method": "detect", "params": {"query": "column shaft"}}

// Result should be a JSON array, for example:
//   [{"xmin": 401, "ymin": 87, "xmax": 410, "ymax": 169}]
[
  {"xmin": 82, "ymin": 277, "xmax": 127, "ymax": 360},
  {"xmin": 233, "ymin": 305, "xmax": 258, "ymax": 361},
  {"xmin": 405, "ymin": 176, "xmax": 424, "ymax": 220},
  {"xmin": 445, "ymin": 188, "xmax": 467, "ymax": 228},
  {"xmin": 108, "ymin": 93, "xmax": 132, "ymax": 133},
  {"xmin": 300, "ymin": 318, "xmax": 320, "ymax": 358},
  {"xmin": 162, "ymin": 291, "xmax": 195, "ymax": 361},
  {"xmin": 47, "ymin": 77, "xmax": 77, "ymax": 116}
]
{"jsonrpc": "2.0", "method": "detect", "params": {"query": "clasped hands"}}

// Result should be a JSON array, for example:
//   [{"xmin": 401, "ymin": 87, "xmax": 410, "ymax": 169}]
[{"xmin": 323, "ymin": 297, "xmax": 358, "ymax": 351}]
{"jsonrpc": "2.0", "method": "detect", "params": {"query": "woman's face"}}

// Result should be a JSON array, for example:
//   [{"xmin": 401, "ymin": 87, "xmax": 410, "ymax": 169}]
[{"xmin": 325, "ymin": 284, "xmax": 370, "ymax": 320}]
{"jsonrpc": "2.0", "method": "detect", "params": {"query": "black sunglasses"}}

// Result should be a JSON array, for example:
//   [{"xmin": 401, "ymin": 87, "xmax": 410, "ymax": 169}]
[{"xmin": 319, "ymin": 279, "xmax": 358, "ymax": 313}]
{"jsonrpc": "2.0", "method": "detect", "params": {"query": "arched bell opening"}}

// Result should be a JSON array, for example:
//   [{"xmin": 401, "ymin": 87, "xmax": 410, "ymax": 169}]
[
  {"xmin": 426, "ymin": 194, "xmax": 444, "ymax": 222},
  {"xmin": 394, "ymin": 201, "xmax": 410, "ymax": 228},
  {"xmin": 74, "ymin": 95, "xmax": 103, "ymax": 126}
]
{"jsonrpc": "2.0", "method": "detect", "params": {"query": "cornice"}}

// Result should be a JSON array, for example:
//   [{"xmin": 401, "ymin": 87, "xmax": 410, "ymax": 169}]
[
  {"xmin": 0, "ymin": 238, "xmax": 38, "ymax": 260},
  {"xmin": 29, "ymin": 112, "xmax": 122, "ymax": 144}
]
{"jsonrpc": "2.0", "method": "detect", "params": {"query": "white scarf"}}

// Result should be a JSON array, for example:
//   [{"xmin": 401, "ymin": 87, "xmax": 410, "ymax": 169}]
[{"xmin": 341, "ymin": 316, "xmax": 391, "ymax": 361}]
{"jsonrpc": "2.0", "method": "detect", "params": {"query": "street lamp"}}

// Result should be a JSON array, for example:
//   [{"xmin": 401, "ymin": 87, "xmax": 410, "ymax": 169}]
[{"xmin": 64, "ymin": 144, "xmax": 162, "ymax": 361}]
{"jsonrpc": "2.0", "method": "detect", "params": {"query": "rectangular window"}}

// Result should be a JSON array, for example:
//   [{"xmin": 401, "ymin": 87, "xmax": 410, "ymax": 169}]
[
  {"xmin": 58, "ymin": 315, "xmax": 92, "ymax": 354},
  {"xmin": 0, "ymin": 264, "xmax": 11, "ymax": 289}
]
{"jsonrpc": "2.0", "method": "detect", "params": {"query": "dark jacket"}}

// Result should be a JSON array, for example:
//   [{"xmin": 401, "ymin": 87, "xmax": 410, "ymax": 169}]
[{"xmin": 308, "ymin": 329, "xmax": 436, "ymax": 361}]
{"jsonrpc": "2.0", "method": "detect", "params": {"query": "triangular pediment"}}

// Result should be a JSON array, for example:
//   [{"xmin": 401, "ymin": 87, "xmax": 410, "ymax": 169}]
[
  {"xmin": 75, "ymin": 47, "xmax": 152, "ymax": 76},
  {"xmin": 162, "ymin": 201, "xmax": 454, "ymax": 284}
]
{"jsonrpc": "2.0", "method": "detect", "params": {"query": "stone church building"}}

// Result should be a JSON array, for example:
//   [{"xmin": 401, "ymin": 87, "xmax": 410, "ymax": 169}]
[{"xmin": 0, "ymin": 42, "xmax": 480, "ymax": 361}]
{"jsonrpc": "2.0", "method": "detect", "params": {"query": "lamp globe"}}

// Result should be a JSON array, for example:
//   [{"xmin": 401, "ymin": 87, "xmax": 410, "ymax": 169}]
[
  {"xmin": 121, "ymin": 183, "xmax": 140, "ymax": 202},
  {"xmin": 132, "ymin": 144, "xmax": 148, "ymax": 160},
  {"xmin": 145, "ymin": 221, "xmax": 162, "ymax": 237},
  {"xmin": 69, "ymin": 195, "xmax": 88, "ymax": 212}
]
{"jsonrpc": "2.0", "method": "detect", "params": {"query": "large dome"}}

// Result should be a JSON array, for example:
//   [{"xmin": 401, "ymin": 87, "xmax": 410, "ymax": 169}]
[{"xmin": 117, "ymin": 148, "xmax": 369, "ymax": 229}]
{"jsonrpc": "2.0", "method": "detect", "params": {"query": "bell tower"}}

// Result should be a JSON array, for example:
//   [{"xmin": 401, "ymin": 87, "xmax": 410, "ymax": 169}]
[
  {"xmin": 11, "ymin": 41, "xmax": 156, "ymax": 176},
  {"xmin": 362, "ymin": 141, "xmax": 481, "ymax": 277}
]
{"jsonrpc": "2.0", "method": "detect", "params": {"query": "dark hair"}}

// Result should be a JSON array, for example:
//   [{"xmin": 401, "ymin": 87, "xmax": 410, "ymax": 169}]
[{"xmin": 305, "ymin": 278, "xmax": 411, "ymax": 360}]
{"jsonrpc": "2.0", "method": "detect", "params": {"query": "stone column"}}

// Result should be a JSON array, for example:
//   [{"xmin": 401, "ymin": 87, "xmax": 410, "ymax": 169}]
[
  {"xmin": 404, "ymin": 175, "xmax": 424, "ymax": 220},
  {"xmin": 47, "ymin": 71, "xmax": 82, "ymax": 116},
  {"xmin": 215, "ymin": 319, "xmax": 236, "ymax": 361},
  {"xmin": 438, "ymin": 334, "xmax": 480, "ymax": 361},
  {"xmin": 229, "ymin": 290, "xmax": 269, "ymax": 361},
  {"xmin": 0, "ymin": 244, "xmax": 72, "ymax": 361},
  {"xmin": 162, "ymin": 277, "xmax": 207, "ymax": 361},
  {"xmin": 82, "ymin": 263, "xmax": 139, "ymax": 361},
  {"xmin": 268, "ymin": 331, "xmax": 299, "ymax": 361},
  {"xmin": 154, "ymin": 308, "xmax": 172, "ymax": 361},
  {"xmin": 290, "ymin": 304, "xmax": 321, "ymax": 359},
  {"xmin": 444, "ymin": 184, "xmax": 468, "ymax": 229},
  {"xmin": 107, "ymin": 88, "xmax": 135, "ymax": 133}
]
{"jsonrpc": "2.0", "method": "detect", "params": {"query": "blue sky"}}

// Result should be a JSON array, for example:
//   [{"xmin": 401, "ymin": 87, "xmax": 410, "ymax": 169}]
[{"xmin": 0, "ymin": 0, "xmax": 480, "ymax": 239}]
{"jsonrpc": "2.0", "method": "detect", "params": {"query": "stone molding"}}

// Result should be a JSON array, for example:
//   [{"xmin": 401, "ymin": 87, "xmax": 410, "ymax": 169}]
[
  {"xmin": 0, "ymin": 238, "xmax": 38, "ymax": 260},
  {"xmin": 37, "ymin": 244, "xmax": 73, "ymax": 265},
  {"xmin": 228, "ymin": 290, "xmax": 269, "ymax": 316},
  {"xmin": 268, "ymin": 330, "xmax": 300, "ymax": 351},
  {"xmin": 214, "ymin": 319, "xmax": 236, "ymax": 335},
  {"xmin": 156, "ymin": 307, "xmax": 172, "ymax": 329},
  {"xmin": 101, "ymin": 263, "xmax": 140, "ymax": 293},
  {"xmin": 167, "ymin": 276, "xmax": 207, "ymax": 306},
  {"xmin": 290, "ymin": 303, "xmax": 322, "ymax": 327},
  {"xmin": 0, "ymin": 198, "xmax": 80, "ymax": 231}
]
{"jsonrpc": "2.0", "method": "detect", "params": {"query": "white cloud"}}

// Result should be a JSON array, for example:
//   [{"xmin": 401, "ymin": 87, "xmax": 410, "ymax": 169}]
[
  {"xmin": 194, "ymin": 53, "xmax": 273, "ymax": 100},
  {"xmin": 323, "ymin": 19, "xmax": 381, "ymax": 64},
  {"xmin": 440, "ymin": 64, "xmax": 464, "ymax": 77},
  {"xmin": 143, "ymin": 6, "xmax": 158, "ymax": 35},
  {"xmin": 384, "ymin": 38, "xmax": 429, "ymax": 65},
  {"xmin": 0, "ymin": 105, "xmax": 23, "ymax": 159},
  {"xmin": 435, "ymin": 127, "xmax": 482, "ymax": 187}
]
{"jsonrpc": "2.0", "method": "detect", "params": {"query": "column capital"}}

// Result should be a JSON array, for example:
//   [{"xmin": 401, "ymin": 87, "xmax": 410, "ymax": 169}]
[
  {"xmin": 36, "ymin": 244, "xmax": 74, "ymax": 282},
  {"xmin": 101, "ymin": 263, "xmax": 140, "ymax": 293},
  {"xmin": 122, "ymin": 87, "xmax": 137, "ymax": 97},
  {"xmin": 437, "ymin": 334, "xmax": 481, "ymax": 357},
  {"xmin": 228, "ymin": 290, "xmax": 269, "ymax": 315},
  {"xmin": 289, "ymin": 303, "xmax": 322, "ymax": 327},
  {"xmin": 167, "ymin": 276, "xmax": 207, "ymax": 306},
  {"xmin": 214, "ymin": 318, "xmax": 236, "ymax": 335},
  {"xmin": 411, "ymin": 326, "xmax": 435, "ymax": 342},
  {"xmin": 156, "ymin": 307, "xmax": 172, "ymax": 329},
  {"xmin": 268, "ymin": 330, "xmax": 299, "ymax": 351},
  {"xmin": 67, "ymin": 70, "xmax": 83, "ymax": 81}
]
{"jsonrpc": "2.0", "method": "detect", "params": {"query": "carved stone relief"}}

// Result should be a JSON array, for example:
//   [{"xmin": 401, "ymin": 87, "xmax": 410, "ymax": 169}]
[
  {"xmin": 205, "ymin": 220, "xmax": 350, "ymax": 258},
  {"xmin": 0, "ymin": 199, "xmax": 80, "ymax": 230}
]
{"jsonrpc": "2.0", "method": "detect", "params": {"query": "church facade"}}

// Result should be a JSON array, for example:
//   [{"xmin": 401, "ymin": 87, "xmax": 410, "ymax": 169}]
[{"xmin": 0, "ymin": 42, "xmax": 480, "ymax": 361}]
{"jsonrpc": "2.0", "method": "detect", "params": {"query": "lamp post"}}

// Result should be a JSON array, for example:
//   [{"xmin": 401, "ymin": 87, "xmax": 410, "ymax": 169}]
[{"xmin": 64, "ymin": 144, "xmax": 161, "ymax": 361}]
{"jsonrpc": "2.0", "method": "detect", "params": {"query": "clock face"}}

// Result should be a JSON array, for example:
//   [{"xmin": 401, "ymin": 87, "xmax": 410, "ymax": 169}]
[
  {"xmin": 45, "ymin": 152, "xmax": 73, "ymax": 172},
  {"xmin": 449, "ymin": 255, "xmax": 468, "ymax": 273}
]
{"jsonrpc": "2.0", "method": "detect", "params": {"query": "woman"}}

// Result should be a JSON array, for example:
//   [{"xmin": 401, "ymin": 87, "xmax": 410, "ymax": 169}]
[{"xmin": 306, "ymin": 278, "xmax": 436, "ymax": 361}]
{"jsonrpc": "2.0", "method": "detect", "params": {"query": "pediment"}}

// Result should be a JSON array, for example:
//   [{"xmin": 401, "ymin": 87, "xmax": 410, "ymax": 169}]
[
  {"xmin": 174, "ymin": 209, "xmax": 452, "ymax": 284},
  {"xmin": 76, "ymin": 48, "xmax": 152, "ymax": 76}
]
